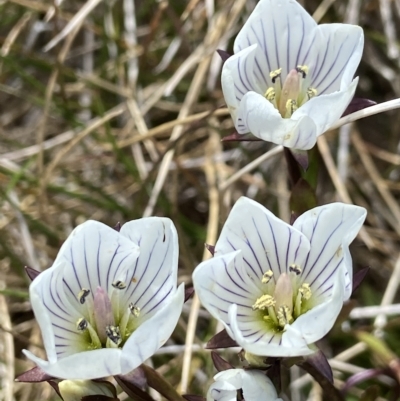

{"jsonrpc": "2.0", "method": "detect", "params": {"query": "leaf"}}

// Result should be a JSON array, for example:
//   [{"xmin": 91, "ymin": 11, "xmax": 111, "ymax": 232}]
[
  {"xmin": 341, "ymin": 368, "xmax": 385, "ymax": 395},
  {"xmin": 184, "ymin": 287, "xmax": 194, "ymax": 302},
  {"xmin": 114, "ymin": 222, "xmax": 121, "ymax": 232},
  {"xmin": 25, "ymin": 266, "xmax": 41, "ymax": 281},
  {"xmin": 48, "ymin": 381, "xmax": 63, "ymax": 400},
  {"xmin": 141, "ymin": 364, "xmax": 187, "ymax": 401},
  {"xmin": 211, "ymin": 351, "xmax": 234, "ymax": 372},
  {"xmin": 204, "ymin": 243, "xmax": 215, "ymax": 256},
  {"xmin": 115, "ymin": 369, "xmax": 155, "ymax": 401},
  {"xmin": 284, "ymin": 147, "xmax": 303, "ymax": 186},
  {"xmin": 359, "ymin": 385, "xmax": 380, "ymax": 401},
  {"xmin": 352, "ymin": 267, "xmax": 370, "ymax": 293},
  {"xmin": 206, "ymin": 329, "xmax": 238, "ymax": 349},
  {"xmin": 342, "ymin": 98, "xmax": 377, "ymax": 117},
  {"xmin": 16, "ymin": 366, "xmax": 55, "ymax": 383},
  {"xmin": 216, "ymin": 49, "xmax": 231, "ymax": 63},
  {"xmin": 298, "ymin": 351, "xmax": 344, "ymax": 401}
]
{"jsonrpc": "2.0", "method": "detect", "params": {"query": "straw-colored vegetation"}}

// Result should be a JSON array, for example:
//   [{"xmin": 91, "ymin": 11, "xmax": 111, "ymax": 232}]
[{"xmin": 1, "ymin": 0, "xmax": 400, "ymax": 400}]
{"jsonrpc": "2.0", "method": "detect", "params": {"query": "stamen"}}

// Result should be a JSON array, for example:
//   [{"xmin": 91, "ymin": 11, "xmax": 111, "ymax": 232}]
[
  {"xmin": 264, "ymin": 87, "xmax": 276, "ymax": 101},
  {"xmin": 262, "ymin": 270, "xmax": 274, "ymax": 284},
  {"xmin": 78, "ymin": 288, "xmax": 90, "ymax": 304},
  {"xmin": 289, "ymin": 264, "xmax": 302, "ymax": 275},
  {"xmin": 277, "ymin": 305, "xmax": 293, "ymax": 327},
  {"xmin": 252, "ymin": 294, "xmax": 275, "ymax": 311},
  {"xmin": 77, "ymin": 318, "xmax": 88, "ymax": 331},
  {"xmin": 299, "ymin": 283, "xmax": 312, "ymax": 300},
  {"xmin": 112, "ymin": 281, "xmax": 126, "ymax": 290},
  {"xmin": 129, "ymin": 303, "xmax": 141, "ymax": 317},
  {"xmin": 285, "ymin": 99, "xmax": 298, "ymax": 117},
  {"xmin": 307, "ymin": 87, "xmax": 318, "ymax": 100},
  {"xmin": 296, "ymin": 65, "xmax": 309, "ymax": 79},
  {"xmin": 269, "ymin": 68, "xmax": 282, "ymax": 84},
  {"xmin": 106, "ymin": 325, "xmax": 122, "ymax": 345}
]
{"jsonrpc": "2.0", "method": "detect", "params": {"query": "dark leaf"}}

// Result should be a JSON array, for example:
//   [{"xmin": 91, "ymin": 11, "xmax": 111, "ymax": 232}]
[
  {"xmin": 342, "ymin": 98, "xmax": 377, "ymax": 117},
  {"xmin": 341, "ymin": 368, "xmax": 385, "ymax": 395},
  {"xmin": 82, "ymin": 396, "xmax": 119, "ymax": 401},
  {"xmin": 48, "ymin": 381, "xmax": 63, "ymax": 400},
  {"xmin": 289, "ymin": 178, "xmax": 317, "ymax": 219},
  {"xmin": 221, "ymin": 132, "xmax": 262, "ymax": 142},
  {"xmin": 265, "ymin": 359, "xmax": 281, "ymax": 394},
  {"xmin": 115, "ymin": 369, "xmax": 154, "ymax": 401},
  {"xmin": 205, "ymin": 243, "xmax": 215, "ymax": 256},
  {"xmin": 114, "ymin": 222, "xmax": 121, "ymax": 232},
  {"xmin": 183, "ymin": 395, "xmax": 206, "ymax": 401},
  {"xmin": 360, "ymin": 385, "xmax": 380, "ymax": 401},
  {"xmin": 206, "ymin": 329, "xmax": 238, "ymax": 349},
  {"xmin": 216, "ymin": 49, "xmax": 231, "ymax": 63},
  {"xmin": 299, "ymin": 351, "xmax": 344, "ymax": 401},
  {"xmin": 141, "ymin": 364, "xmax": 187, "ymax": 401},
  {"xmin": 25, "ymin": 266, "xmax": 41, "ymax": 281},
  {"xmin": 184, "ymin": 287, "xmax": 194, "ymax": 302},
  {"xmin": 353, "ymin": 267, "xmax": 370, "ymax": 293},
  {"xmin": 211, "ymin": 351, "xmax": 234, "ymax": 372},
  {"xmin": 16, "ymin": 366, "xmax": 55, "ymax": 383},
  {"xmin": 287, "ymin": 148, "xmax": 309, "ymax": 172},
  {"xmin": 284, "ymin": 147, "xmax": 303, "ymax": 187}
]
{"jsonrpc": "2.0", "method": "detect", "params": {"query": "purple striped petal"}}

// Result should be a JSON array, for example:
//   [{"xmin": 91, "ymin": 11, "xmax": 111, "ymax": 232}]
[
  {"xmin": 233, "ymin": 0, "xmax": 317, "ymax": 81},
  {"xmin": 214, "ymin": 197, "xmax": 311, "ymax": 288},
  {"xmin": 119, "ymin": 217, "xmax": 178, "ymax": 319},
  {"xmin": 293, "ymin": 203, "xmax": 367, "ymax": 301}
]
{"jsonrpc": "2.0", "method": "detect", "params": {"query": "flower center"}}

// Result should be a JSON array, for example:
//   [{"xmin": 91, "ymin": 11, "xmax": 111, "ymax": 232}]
[
  {"xmin": 264, "ymin": 66, "xmax": 317, "ymax": 118},
  {"xmin": 252, "ymin": 265, "xmax": 313, "ymax": 332},
  {"xmin": 74, "ymin": 283, "xmax": 141, "ymax": 351}
]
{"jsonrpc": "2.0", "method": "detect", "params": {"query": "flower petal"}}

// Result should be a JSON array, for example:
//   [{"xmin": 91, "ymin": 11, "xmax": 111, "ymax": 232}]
[
  {"xmin": 56, "ymin": 221, "xmax": 140, "ymax": 308},
  {"xmin": 308, "ymin": 24, "xmax": 364, "ymax": 94},
  {"xmin": 193, "ymin": 251, "xmax": 260, "ymax": 341},
  {"xmin": 119, "ymin": 217, "xmax": 179, "ymax": 317},
  {"xmin": 241, "ymin": 370, "xmax": 280, "ymax": 401},
  {"xmin": 23, "ymin": 348, "xmax": 122, "ymax": 380},
  {"xmin": 234, "ymin": 0, "xmax": 317, "ymax": 80},
  {"xmin": 221, "ymin": 44, "xmax": 265, "ymax": 126},
  {"xmin": 292, "ymin": 78, "xmax": 358, "ymax": 136},
  {"xmin": 285, "ymin": 264, "xmax": 346, "ymax": 344},
  {"xmin": 215, "ymin": 197, "xmax": 311, "ymax": 285},
  {"xmin": 120, "ymin": 283, "xmax": 184, "ymax": 374},
  {"xmin": 228, "ymin": 304, "xmax": 313, "ymax": 357},
  {"xmin": 293, "ymin": 203, "xmax": 366, "ymax": 300},
  {"xmin": 237, "ymin": 92, "xmax": 318, "ymax": 149}
]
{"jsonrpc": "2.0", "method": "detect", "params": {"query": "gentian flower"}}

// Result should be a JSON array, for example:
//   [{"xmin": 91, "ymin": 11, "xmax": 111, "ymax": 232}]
[
  {"xmin": 23, "ymin": 218, "xmax": 184, "ymax": 380},
  {"xmin": 207, "ymin": 369, "xmax": 282, "ymax": 401},
  {"xmin": 193, "ymin": 197, "xmax": 366, "ymax": 357},
  {"xmin": 222, "ymin": 0, "xmax": 364, "ymax": 149}
]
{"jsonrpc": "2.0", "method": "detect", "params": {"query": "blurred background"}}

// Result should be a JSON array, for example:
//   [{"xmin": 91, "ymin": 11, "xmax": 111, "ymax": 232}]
[{"xmin": 1, "ymin": 0, "xmax": 400, "ymax": 400}]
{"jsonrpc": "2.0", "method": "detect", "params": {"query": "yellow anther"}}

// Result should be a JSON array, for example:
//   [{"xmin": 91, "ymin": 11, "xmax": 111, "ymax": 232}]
[
  {"xmin": 262, "ymin": 270, "xmax": 274, "ymax": 284},
  {"xmin": 265, "ymin": 87, "xmax": 276, "ymax": 101},
  {"xmin": 252, "ymin": 294, "xmax": 276, "ymax": 311},
  {"xmin": 285, "ymin": 99, "xmax": 298, "ymax": 116},
  {"xmin": 129, "ymin": 303, "xmax": 141, "ymax": 317},
  {"xmin": 277, "ymin": 305, "xmax": 293, "ymax": 327},
  {"xmin": 296, "ymin": 65, "xmax": 309, "ymax": 78},
  {"xmin": 269, "ymin": 68, "xmax": 282, "ymax": 83},
  {"xmin": 299, "ymin": 283, "xmax": 312, "ymax": 300},
  {"xmin": 76, "ymin": 318, "xmax": 88, "ymax": 331},
  {"xmin": 112, "ymin": 280, "xmax": 126, "ymax": 290},
  {"xmin": 78, "ymin": 288, "xmax": 90, "ymax": 304},
  {"xmin": 289, "ymin": 264, "xmax": 302, "ymax": 275},
  {"xmin": 307, "ymin": 87, "xmax": 318, "ymax": 100}
]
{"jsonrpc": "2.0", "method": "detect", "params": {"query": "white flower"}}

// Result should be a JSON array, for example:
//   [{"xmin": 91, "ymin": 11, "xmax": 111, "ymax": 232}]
[
  {"xmin": 193, "ymin": 197, "xmax": 366, "ymax": 357},
  {"xmin": 23, "ymin": 218, "xmax": 184, "ymax": 380},
  {"xmin": 221, "ymin": 0, "xmax": 364, "ymax": 150},
  {"xmin": 59, "ymin": 379, "xmax": 117, "ymax": 401},
  {"xmin": 207, "ymin": 369, "xmax": 282, "ymax": 401}
]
